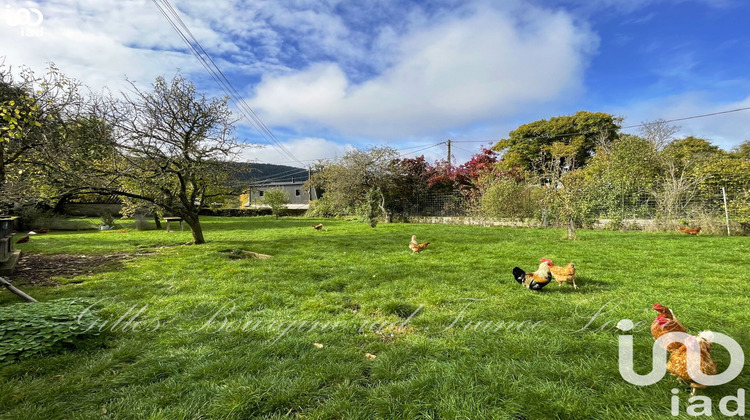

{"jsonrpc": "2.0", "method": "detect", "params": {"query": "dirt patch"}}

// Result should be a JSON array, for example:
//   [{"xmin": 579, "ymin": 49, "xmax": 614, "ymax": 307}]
[
  {"xmin": 7, "ymin": 252, "xmax": 149, "ymax": 287},
  {"xmin": 218, "ymin": 249, "xmax": 272, "ymax": 260}
]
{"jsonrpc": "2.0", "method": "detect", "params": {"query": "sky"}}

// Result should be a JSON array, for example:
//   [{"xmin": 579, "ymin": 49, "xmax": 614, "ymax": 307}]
[{"xmin": 1, "ymin": 0, "xmax": 749, "ymax": 167}]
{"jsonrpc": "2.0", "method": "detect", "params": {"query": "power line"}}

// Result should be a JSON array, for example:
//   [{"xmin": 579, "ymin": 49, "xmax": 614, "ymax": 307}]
[
  {"xmin": 151, "ymin": 0, "xmax": 305, "ymax": 166},
  {"xmin": 397, "ymin": 142, "xmax": 445, "ymax": 158},
  {"xmin": 453, "ymin": 106, "xmax": 750, "ymax": 145},
  {"xmin": 394, "ymin": 142, "xmax": 446, "ymax": 152},
  {"xmin": 450, "ymin": 144, "xmax": 477, "ymax": 155},
  {"xmin": 253, "ymin": 167, "xmax": 309, "ymax": 183},
  {"xmin": 621, "ymin": 106, "xmax": 750, "ymax": 129}
]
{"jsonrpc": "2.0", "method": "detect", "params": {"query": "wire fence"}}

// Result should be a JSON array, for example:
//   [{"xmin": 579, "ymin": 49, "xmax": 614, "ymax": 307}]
[{"xmin": 406, "ymin": 187, "xmax": 749, "ymax": 234}]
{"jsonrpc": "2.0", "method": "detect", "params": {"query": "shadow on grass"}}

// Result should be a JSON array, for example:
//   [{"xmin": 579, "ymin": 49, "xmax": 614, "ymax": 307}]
[{"xmin": 549, "ymin": 276, "xmax": 612, "ymax": 294}]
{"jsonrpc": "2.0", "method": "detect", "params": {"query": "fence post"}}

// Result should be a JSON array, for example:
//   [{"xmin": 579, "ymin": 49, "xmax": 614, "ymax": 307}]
[{"xmin": 722, "ymin": 187, "xmax": 731, "ymax": 236}]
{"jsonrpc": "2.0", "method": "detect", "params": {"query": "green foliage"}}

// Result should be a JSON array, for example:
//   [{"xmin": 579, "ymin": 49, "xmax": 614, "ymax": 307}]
[
  {"xmin": 358, "ymin": 188, "xmax": 383, "ymax": 227},
  {"xmin": 260, "ymin": 188, "xmax": 290, "ymax": 218},
  {"xmin": 308, "ymin": 146, "xmax": 398, "ymax": 223},
  {"xmin": 693, "ymin": 153, "xmax": 750, "ymax": 225},
  {"xmin": 98, "ymin": 212, "xmax": 115, "ymax": 227},
  {"xmin": 732, "ymin": 140, "xmax": 750, "ymax": 160},
  {"xmin": 494, "ymin": 110, "xmax": 622, "ymax": 172},
  {"xmin": 662, "ymin": 136, "xmax": 721, "ymax": 164},
  {"xmin": 0, "ymin": 298, "xmax": 102, "ymax": 364},
  {"xmin": 546, "ymin": 169, "xmax": 600, "ymax": 232},
  {"xmin": 581, "ymin": 134, "xmax": 660, "ymax": 218},
  {"xmin": 478, "ymin": 176, "xmax": 540, "ymax": 219}
]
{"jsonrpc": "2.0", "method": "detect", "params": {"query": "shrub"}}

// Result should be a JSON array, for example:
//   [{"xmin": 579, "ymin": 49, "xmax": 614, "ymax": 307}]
[
  {"xmin": 0, "ymin": 298, "xmax": 103, "ymax": 364},
  {"xmin": 479, "ymin": 178, "xmax": 539, "ymax": 219},
  {"xmin": 260, "ymin": 188, "xmax": 290, "ymax": 218}
]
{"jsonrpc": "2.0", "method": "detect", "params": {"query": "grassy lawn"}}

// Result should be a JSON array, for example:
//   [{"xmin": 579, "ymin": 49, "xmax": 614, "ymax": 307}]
[{"xmin": 1, "ymin": 217, "xmax": 749, "ymax": 419}]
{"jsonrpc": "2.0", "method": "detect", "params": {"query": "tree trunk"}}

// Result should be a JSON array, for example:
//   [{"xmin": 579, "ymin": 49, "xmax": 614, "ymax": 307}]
[
  {"xmin": 183, "ymin": 215, "xmax": 205, "ymax": 244},
  {"xmin": 567, "ymin": 217, "xmax": 576, "ymax": 240},
  {"xmin": 153, "ymin": 214, "xmax": 162, "ymax": 230},
  {"xmin": 52, "ymin": 194, "xmax": 71, "ymax": 214}
]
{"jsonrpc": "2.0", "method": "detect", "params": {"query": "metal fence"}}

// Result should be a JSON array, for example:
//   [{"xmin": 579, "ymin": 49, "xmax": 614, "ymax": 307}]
[
  {"xmin": 406, "ymin": 192, "xmax": 468, "ymax": 217},
  {"xmin": 406, "ymin": 188, "xmax": 748, "ymax": 233}
]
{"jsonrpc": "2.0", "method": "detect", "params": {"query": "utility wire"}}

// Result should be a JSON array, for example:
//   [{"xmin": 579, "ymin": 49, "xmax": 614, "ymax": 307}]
[
  {"xmin": 452, "ymin": 106, "xmax": 750, "ymax": 145},
  {"xmin": 621, "ymin": 106, "xmax": 750, "ymax": 129},
  {"xmin": 152, "ymin": 0, "xmax": 304, "ymax": 166},
  {"xmin": 252, "ymin": 167, "xmax": 309, "ymax": 183},
  {"xmin": 398, "ymin": 142, "xmax": 444, "ymax": 158}
]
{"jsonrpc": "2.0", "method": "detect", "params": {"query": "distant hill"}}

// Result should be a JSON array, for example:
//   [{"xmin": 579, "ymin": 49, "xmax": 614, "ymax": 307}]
[{"xmin": 226, "ymin": 162, "xmax": 310, "ymax": 185}]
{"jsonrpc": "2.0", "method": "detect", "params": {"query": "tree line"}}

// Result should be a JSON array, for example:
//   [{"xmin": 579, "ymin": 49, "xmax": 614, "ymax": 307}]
[
  {"xmin": 3, "ymin": 64, "xmax": 748, "ymax": 240},
  {"xmin": 308, "ymin": 111, "xmax": 750, "ymax": 237}
]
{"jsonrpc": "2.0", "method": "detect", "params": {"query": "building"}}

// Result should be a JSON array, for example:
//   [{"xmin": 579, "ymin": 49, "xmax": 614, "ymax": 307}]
[{"xmin": 245, "ymin": 180, "xmax": 318, "ymax": 210}]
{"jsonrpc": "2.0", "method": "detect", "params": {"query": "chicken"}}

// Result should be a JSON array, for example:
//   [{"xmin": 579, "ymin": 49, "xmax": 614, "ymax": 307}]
[
  {"xmin": 679, "ymin": 226, "xmax": 701, "ymax": 235},
  {"xmin": 667, "ymin": 331, "xmax": 717, "ymax": 395},
  {"xmin": 409, "ymin": 235, "xmax": 430, "ymax": 253},
  {"xmin": 512, "ymin": 261, "xmax": 552, "ymax": 291},
  {"xmin": 651, "ymin": 302, "xmax": 688, "ymax": 352},
  {"xmin": 35, "ymin": 228, "xmax": 49, "ymax": 234},
  {"xmin": 15, "ymin": 236, "xmax": 29, "ymax": 244},
  {"xmin": 312, "ymin": 224, "xmax": 324, "ymax": 230},
  {"xmin": 540, "ymin": 258, "xmax": 577, "ymax": 289}
]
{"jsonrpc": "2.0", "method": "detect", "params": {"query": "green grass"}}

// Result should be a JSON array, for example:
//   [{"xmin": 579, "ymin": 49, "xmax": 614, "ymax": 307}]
[{"xmin": 1, "ymin": 217, "xmax": 749, "ymax": 419}]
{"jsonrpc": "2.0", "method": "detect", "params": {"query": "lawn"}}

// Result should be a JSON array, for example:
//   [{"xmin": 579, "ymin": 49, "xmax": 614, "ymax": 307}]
[{"xmin": 1, "ymin": 217, "xmax": 749, "ymax": 419}]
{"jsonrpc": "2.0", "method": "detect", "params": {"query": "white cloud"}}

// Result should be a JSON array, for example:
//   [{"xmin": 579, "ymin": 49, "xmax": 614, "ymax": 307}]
[
  {"xmin": 617, "ymin": 93, "xmax": 750, "ymax": 150},
  {"xmin": 247, "ymin": 4, "xmax": 598, "ymax": 138},
  {"xmin": 239, "ymin": 137, "xmax": 353, "ymax": 166},
  {"xmin": 0, "ymin": 0, "xmax": 207, "ymax": 92}
]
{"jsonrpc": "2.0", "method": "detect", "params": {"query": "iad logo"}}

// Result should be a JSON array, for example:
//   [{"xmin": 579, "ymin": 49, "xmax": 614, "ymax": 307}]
[
  {"xmin": 617, "ymin": 319, "xmax": 746, "ymax": 416},
  {"xmin": 1, "ymin": 4, "xmax": 44, "ymax": 37}
]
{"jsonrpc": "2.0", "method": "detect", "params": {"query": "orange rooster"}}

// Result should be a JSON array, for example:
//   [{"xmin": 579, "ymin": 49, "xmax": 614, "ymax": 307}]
[
  {"xmin": 409, "ymin": 235, "xmax": 430, "ymax": 253},
  {"xmin": 312, "ymin": 224, "xmax": 324, "ymax": 230},
  {"xmin": 540, "ymin": 258, "xmax": 577, "ymax": 289},
  {"xmin": 651, "ymin": 303, "xmax": 688, "ymax": 352},
  {"xmin": 667, "ymin": 331, "xmax": 717, "ymax": 395},
  {"xmin": 15, "ymin": 235, "xmax": 29, "ymax": 244},
  {"xmin": 679, "ymin": 226, "xmax": 701, "ymax": 235},
  {"xmin": 512, "ymin": 261, "xmax": 552, "ymax": 291}
]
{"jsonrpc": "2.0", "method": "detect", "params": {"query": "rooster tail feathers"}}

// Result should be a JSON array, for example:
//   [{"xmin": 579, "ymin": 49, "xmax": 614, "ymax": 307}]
[{"xmin": 512, "ymin": 267, "xmax": 525, "ymax": 284}]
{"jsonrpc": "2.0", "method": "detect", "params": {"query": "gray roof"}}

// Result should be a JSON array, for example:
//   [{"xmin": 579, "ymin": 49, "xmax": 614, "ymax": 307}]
[{"xmin": 253, "ymin": 181, "xmax": 306, "ymax": 187}]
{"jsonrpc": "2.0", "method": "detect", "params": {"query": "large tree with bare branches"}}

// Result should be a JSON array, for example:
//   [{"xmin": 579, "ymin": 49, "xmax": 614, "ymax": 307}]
[
  {"xmin": 29, "ymin": 72, "xmax": 242, "ymax": 244},
  {"xmin": 89, "ymin": 75, "xmax": 241, "ymax": 243}
]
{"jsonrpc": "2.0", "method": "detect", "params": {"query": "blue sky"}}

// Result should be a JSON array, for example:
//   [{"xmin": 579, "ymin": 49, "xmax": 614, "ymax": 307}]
[{"xmin": 2, "ymin": 0, "xmax": 749, "ymax": 166}]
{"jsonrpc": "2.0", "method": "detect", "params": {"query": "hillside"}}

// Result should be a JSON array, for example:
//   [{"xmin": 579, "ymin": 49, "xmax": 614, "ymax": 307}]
[{"xmin": 227, "ymin": 162, "xmax": 310, "ymax": 185}]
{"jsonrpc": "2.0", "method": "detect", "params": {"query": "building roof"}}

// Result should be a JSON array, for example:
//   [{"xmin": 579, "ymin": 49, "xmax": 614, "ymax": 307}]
[
  {"xmin": 244, "ymin": 203, "xmax": 310, "ymax": 210},
  {"xmin": 253, "ymin": 181, "xmax": 307, "ymax": 187}
]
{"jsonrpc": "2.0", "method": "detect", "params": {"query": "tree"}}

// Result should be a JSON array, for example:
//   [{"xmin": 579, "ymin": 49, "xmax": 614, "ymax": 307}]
[
  {"xmin": 260, "ymin": 188, "xmax": 290, "ymax": 218},
  {"xmin": 47, "ymin": 74, "xmax": 241, "ymax": 244},
  {"xmin": 384, "ymin": 156, "xmax": 431, "ymax": 217},
  {"xmin": 0, "ymin": 64, "xmax": 88, "ymax": 211},
  {"xmin": 732, "ymin": 140, "xmax": 750, "ymax": 160},
  {"xmin": 550, "ymin": 169, "xmax": 599, "ymax": 239},
  {"xmin": 494, "ymin": 111, "xmax": 622, "ymax": 173},
  {"xmin": 582, "ymin": 134, "xmax": 660, "ymax": 221},
  {"xmin": 639, "ymin": 119, "xmax": 679, "ymax": 151},
  {"xmin": 662, "ymin": 136, "xmax": 721, "ymax": 168},
  {"xmin": 308, "ymin": 146, "xmax": 398, "ymax": 226}
]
